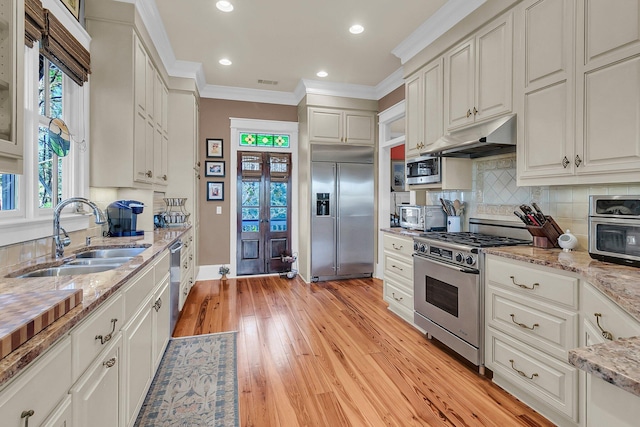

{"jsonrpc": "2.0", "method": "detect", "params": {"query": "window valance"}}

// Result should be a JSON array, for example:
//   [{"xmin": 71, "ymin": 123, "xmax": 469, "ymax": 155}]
[{"xmin": 40, "ymin": 10, "xmax": 90, "ymax": 86}]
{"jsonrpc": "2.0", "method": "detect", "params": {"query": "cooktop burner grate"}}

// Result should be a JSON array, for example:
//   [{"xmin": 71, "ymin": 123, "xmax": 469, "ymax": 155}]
[{"xmin": 418, "ymin": 231, "xmax": 532, "ymax": 248}]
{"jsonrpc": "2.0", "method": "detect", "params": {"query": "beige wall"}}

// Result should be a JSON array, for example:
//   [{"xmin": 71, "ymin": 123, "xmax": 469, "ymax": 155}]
[
  {"xmin": 198, "ymin": 98, "xmax": 298, "ymax": 266},
  {"xmin": 378, "ymin": 86, "xmax": 405, "ymax": 112}
]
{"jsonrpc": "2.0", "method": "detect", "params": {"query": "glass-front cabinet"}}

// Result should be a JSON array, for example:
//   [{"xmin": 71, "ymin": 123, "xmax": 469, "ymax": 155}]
[{"xmin": 0, "ymin": 0, "xmax": 24, "ymax": 174}]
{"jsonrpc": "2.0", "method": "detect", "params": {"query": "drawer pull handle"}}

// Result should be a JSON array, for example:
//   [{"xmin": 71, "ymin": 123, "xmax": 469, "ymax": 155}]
[
  {"xmin": 21, "ymin": 410, "xmax": 35, "ymax": 427},
  {"xmin": 466, "ymin": 109, "xmax": 472, "ymax": 118},
  {"xmin": 95, "ymin": 318, "xmax": 118, "ymax": 345},
  {"xmin": 103, "ymin": 357, "xmax": 117, "ymax": 368},
  {"xmin": 510, "ymin": 314, "xmax": 539, "ymax": 330},
  {"xmin": 594, "ymin": 313, "xmax": 614, "ymax": 341},
  {"xmin": 510, "ymin": 276, "xmax": 538, "ymax": 290},
  {"xmin": 154, "ymin": 297, "xmax": 162, "ymax": 312},
  {"xmin": 392, "ymin": 292, "xmax": 403, "ymax": 302},
  {"xmin": 392, "ymin": 264, "xmax": 403, "ymax": 271},
  {"xmin": 392, "ymin": 243, "xmax": 403, "ymax": 250},
  {"xmin": 509, "ymin": 359, "xmax": 538, "ymax": 380}
]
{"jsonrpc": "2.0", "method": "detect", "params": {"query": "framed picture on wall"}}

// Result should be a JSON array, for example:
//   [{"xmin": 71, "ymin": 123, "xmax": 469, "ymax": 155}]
[
  {"xmin": 207, "ymin": 182, "xmax": 224, "ymax": 201},
  {"xmin": 205, "ymin": 161, "xmax": 225, "ymax": 177},
  {"xmin": 60, "ymin": 0, "xmax": 81, "ymax": 19},
  {"xmin": 391, "ymin": 160, "xmax": 405, "ymax": 192},
  {"xmin": 206, "ymin": 138, "xmax": 224, "ymax": 158}
]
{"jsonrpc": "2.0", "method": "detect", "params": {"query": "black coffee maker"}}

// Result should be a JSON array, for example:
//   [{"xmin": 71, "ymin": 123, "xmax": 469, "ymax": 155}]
[{"xmin": 106, "ymin": 200, "xmax": 145, "ymax": 237}]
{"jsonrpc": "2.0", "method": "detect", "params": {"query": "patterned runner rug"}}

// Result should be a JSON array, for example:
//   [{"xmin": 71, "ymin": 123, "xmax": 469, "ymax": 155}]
[{"xmin": 134, "ymin": 331, "xmax": 239, "ymax": 426}]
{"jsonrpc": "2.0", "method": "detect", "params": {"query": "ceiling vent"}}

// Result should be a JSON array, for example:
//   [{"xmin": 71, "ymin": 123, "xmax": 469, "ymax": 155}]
[{"xmin": 257, "ymin": 79, "xmax": 278, "ymax": 86}]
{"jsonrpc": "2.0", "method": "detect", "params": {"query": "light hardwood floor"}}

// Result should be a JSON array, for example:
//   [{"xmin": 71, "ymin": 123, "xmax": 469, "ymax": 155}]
[{"xmin": 173, "ymin": 276, "xmax": 554, "ymax": 427}]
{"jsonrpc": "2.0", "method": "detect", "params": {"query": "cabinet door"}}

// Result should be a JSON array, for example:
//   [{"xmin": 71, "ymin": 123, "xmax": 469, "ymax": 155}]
[
  {"xmin": 475, "ymin": 12, "xmax": 513, "ymax": 122},
  {"xmin": 0, "ymin": 0, "xmax": 24, "ymax": 173},
  {"xmin": 71, "ymin": 335, "xmax": 122, "ymax": 427},
  {"xmin": 145, "ymin": 59, "xmax": 154, "ymax": 122},
  {"xmin": 344, "ymin": 111, "xmax": 375, "ymax": 145},
  {"xmin": 516, "ymin": 0, "xmax": 576, "ymax": 181},
  {"xmin": 153, "ymin": 128, "xmax": 168, "ymax": 185},
  {"xmin": 123, "ymin": 304, "xmax": 153, "ymax": 427},
  {"xmin": 404, "ymin": 72, "xmax": 423, "ymax": 158},
  {"xmin": 445, "ymin": 39, "xmax": 475, "ymax": 130},
  {"xmin": 423, "ymin": 58, "xmax": 444, "ymax": 151},
  {"xmin": 309, "ymin": 107, "xmax": 343, "ymax": 143},
  {"xmin": 42, "ymin": 395, "xmax": 72, "ymax": 427},
  {"xmin": 134, "ymin": 36, "xmax": 147, "ymax": 114},
  {"xmin": 153, "ymin": 276, "xmax": 171, "ymax": 367}
]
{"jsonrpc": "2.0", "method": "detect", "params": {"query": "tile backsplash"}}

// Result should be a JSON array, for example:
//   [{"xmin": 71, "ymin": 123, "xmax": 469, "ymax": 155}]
[{"xmin": 426, "ymin": 153, "xmax": 640, "ymax": 250}]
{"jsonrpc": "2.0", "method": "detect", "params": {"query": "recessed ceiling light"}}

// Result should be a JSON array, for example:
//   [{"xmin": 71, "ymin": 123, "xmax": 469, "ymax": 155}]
[
  {"xmin": 316, "ymin": 71, "xmax": 328, "ymax": 78},
  {"xmin": 219, "ymin": 58, "xmax": 232, "ymax": 66},
  {"xmin": 216, "ymin": 1, "xmax": 234, "ymax": 12},
  {"xmin": 349, "ymin": 24, "xmax": 364, "ymax": 35}
]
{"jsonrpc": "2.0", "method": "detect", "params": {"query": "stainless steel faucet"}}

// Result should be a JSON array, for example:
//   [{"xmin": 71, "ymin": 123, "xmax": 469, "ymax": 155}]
[{"xmin": 53, "ymin": 197, "xmax": 107, "ymax": 258}]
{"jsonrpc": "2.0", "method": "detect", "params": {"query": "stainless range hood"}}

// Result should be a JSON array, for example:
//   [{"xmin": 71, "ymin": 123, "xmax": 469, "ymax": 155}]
[{"xmin": 421, "ymin": 114, "xmax": 516, "ymax": 158}]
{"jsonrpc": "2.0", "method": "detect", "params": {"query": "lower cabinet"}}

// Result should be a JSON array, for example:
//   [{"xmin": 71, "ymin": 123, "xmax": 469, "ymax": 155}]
[
  {"xmin": 41, "ymin": 395, "xmax": 73, "ymax": 427},
  {"xmin": 382, "ymin": 233, "xmax": 417, "ymax": 326},
  {"xmin": 152, "ymin": 275, "xmax": 171, "ymax": 368},
  {"xmin": 70, "ymin": 334, "xmax": 122, "ymax": 427}
]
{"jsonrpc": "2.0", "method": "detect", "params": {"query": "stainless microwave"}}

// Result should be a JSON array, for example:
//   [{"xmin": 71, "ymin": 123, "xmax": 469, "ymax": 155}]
[
  {"xmin": 405, "ymin": 155, "xmax": 441, "ymax": 185},
  {"xmin": 589, "ymin": 195, "xmax": 640, "ymax": 267}
]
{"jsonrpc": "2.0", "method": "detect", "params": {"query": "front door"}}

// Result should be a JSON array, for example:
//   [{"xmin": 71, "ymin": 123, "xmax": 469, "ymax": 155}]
[{"xmin": 236, "ymin": 152, "xmax": 292, "ymax": 275}]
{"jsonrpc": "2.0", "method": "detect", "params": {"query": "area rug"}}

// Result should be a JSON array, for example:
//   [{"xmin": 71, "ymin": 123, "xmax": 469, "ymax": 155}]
[{"xmin": 134, "ymin": 331, "xmax": 239, "ymax": 427}]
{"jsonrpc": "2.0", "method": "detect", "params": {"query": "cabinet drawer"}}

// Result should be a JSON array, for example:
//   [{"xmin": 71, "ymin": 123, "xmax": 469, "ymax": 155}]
[
  {"xmin": 487, "ymin": 329, "xmax": 578, "ymax": 420},
  {"xmin": 384, "ymin": 252, "xmax": 413, "ymax": 282},
  {"xmin": 0, "ymin": 337, "xmax": 71, "ymax": 427},
  {"xmin": 486, "ymin": 285, "xmax": 578, "ymax": 359},
  {"xmin": 384, "ymin": 278, "xmax": 414, "ymax": 312},
  {"xmin": 486, "ymin": 256, "xmax": 578, "ymax": 308},
  {"xmin": 581, "ymin": 282, "xmax": 640, "ymax": 341},
  {"xmin": 71, "ymin": 293, "xmax": 124, "ymax": 381},
  {"xmin": 383, "ymin": 234, "xmax": 414, "ymax": 258},
  {"xmin": 123, "ymin": 264, "xmax": 154, "ymax": 322}
]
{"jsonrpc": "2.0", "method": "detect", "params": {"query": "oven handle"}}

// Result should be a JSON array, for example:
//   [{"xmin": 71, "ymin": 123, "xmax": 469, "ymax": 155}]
[{"xmin": 413, "ymin": 253, "xmax": 479, "ymax": 275}]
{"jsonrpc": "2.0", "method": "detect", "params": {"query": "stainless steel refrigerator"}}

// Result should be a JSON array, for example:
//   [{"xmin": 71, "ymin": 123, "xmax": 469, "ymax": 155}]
[{"xmin": 311, "ymin": 145, "xmax": 374, "ymax": 281}]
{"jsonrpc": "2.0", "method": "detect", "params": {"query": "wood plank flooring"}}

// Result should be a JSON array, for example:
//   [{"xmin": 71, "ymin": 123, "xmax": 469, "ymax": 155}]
[{"xmin": 173, "ymin": 276, "xmax": 554, "ymax": 427}]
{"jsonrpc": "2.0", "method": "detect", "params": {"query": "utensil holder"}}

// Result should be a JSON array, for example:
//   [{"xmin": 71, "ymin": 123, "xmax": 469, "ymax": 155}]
[
  {"xmin": 526, "ymin": 216, "xmax": 563, "ymax": 248},
  {"xmin": 447, "ymin": 216, "xmax": 461, "ymax": 232}
]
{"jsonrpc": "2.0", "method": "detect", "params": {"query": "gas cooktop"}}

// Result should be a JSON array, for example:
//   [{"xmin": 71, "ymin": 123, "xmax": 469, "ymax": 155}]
[{"xmin": 417, "ymin": 231, "xmax": 532, "ymax": 248}]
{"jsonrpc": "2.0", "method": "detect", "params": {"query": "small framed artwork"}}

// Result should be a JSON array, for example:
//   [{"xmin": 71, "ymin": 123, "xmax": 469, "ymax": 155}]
[
  {"xmin": 205, "ymin": 161, "xmax": 225, "ymax": 177},
  {"xmin": 60, "ymin": 0, "xmax": 81, "ymax": 19},
  {"xmin": 206, "ymin": 138, "xmax": 224, "ymax": 158},
  {"xmin": 207, "ymin": 182, "xmax": 224, "ymax": 201},
  {"xmin": 391, "ymin": 160, "xmax": 405, "ymax": 192}
]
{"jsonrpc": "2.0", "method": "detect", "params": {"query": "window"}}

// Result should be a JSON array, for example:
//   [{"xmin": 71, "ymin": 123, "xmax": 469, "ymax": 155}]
[{"xmin": 240, "ymin": 132, "xmax": 290, "ymax": 148}]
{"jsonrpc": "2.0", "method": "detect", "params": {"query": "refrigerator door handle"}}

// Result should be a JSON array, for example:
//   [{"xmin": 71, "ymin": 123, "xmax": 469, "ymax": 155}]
[{"xmin": 335, "ymin": 163, "xmax": 339, "ymax": 273}]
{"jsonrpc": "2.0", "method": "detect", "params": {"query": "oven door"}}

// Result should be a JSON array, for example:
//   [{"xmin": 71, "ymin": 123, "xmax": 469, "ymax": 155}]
[{"xmin": 413, "ymin": 254, "xmax": 480, "ymax": 346}]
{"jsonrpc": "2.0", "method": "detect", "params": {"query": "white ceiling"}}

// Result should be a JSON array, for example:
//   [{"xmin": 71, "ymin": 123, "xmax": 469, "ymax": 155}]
[{"xmin": 147, "ymin": 0, "xmax": 485, "ymax": 103}]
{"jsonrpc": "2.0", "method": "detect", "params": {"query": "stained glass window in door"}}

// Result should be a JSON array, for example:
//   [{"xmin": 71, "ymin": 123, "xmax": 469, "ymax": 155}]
[
  {"xmin": 270, "ymin": 182, "xmax": 287, "ymax": 231},
  {"xmin": 241, "ymin": 181, "xmax": 260, "ymax": 232}
]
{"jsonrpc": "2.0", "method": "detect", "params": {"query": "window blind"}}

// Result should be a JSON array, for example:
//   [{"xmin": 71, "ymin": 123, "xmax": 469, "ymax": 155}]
[
  {"xmin": 24, "ymin": 0, "xmax": 45, "ymax": 48},
  {"xmin": 41, "ymin": 9, "xmax": 90, "ymax": 86}
]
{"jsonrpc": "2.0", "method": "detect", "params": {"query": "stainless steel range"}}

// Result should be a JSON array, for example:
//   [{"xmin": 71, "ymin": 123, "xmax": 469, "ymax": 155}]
[{"xmin": 413, "ymin": 218, "xmax": 531, "ymax": 374}]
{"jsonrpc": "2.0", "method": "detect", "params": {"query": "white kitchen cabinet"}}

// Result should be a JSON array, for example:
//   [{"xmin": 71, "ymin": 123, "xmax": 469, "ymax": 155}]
[
  {"xmin": 382, "ymin": 233, "xmax": 416, "ymax": 325},
  {"xmin": 308, "ymin": 107, "xmax": 376, "ymax": 145},
  {"xmin": 87, "ymin": 18, "xmax": 168, "ymax": 188},
  {"xmin": 580, "ymin": 281, "xmax": 640, "ymax": 427},
  {"xmin": 0, "ymin": 337, "xmax": 71, "ymax": 427},
  {"xmin": 444, "ymin": 12, "xmax": 513, "ymax": 132},
  {"xmin": 485, "ymin": 255, "xmax": 579, "ymax": 425},
  {"xmin": 41, "ymin": 395, "xmax": 72, "ymax": 427},
  {"xmin": 153, "ymin": 274, "xmax": 171, "ymax": 367},
  {"xmin": 0, "ymin": 0, "xmax": 24, "ymax": 174},
  {"xmin": 71, "ymin": 334, "xmax": 122, "ymax": 427},
  {"xmin": 517, "ymin": 0, "xmax": 640, "ymax": 185},
  {"xmin": 405, "ymin": 58, "xmax": 444, "ymax": 159},
  {"xmin": 407, "ymin": 157, "xmax": 473, "ymax": 191}
]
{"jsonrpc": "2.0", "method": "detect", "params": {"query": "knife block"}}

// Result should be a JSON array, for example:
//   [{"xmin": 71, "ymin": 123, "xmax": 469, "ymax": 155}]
[{"xmin": 526, "ymin": 216, "xmax": 563, "ymax": 248}]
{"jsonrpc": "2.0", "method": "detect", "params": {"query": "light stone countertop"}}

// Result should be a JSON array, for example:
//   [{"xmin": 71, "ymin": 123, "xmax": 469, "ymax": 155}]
[
  {"xmin": 0, "ymin": 227, "xmax": 190, "ymax": 388},
  {"xmin": 483, "ymin": 246, "xmax": 640, "ymax": 398},
  {"xmin": 380, "ymin": 227, "xmax": 424, "ymax": 239}
]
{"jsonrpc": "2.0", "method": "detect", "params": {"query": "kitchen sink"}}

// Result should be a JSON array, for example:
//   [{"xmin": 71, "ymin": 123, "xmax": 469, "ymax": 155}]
[
  {"xmin": 74, "ymin": 247, "xmax": 148, "ymax": 258},
  {"xmin": 17, "ymin": 264, "xmax": 121, "ymax": 278},
  {"xmin": 65, "ymin": 257, "xmax": 134, "ymax": 266}
]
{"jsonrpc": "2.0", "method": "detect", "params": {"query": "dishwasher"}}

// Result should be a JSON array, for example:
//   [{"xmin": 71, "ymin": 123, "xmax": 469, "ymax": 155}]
[{"xmin": 169, "ymin": 239, "xmax": 183, "ymax": 333}]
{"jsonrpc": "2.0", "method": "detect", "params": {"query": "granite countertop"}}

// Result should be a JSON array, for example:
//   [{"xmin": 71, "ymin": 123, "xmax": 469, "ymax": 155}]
[
  {"xmin": 380, "ymin": 227, "xmax": 424, "ymax": 238},
  {"xmin": 484, "ymin": 246, "xmax": 640, "ymax": 398},
  {"xmin": 0, "ymin": 226, "xmax": 191, "ymax": 388}
]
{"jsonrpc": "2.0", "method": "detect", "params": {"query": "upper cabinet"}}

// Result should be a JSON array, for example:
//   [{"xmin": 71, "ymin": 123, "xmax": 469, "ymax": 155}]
[
  {"xmin": 444, "ymin": 12, "xmax": 513, "ymax": 132},
  {"xmin": 0, "ymin": 0, "xmax": 24, "ymax": 174},
  {"xmin": 87, "ymin": 13, "xmax": 169, "ymax": 188},
  {"xmin": 308, "ymin": 107, "xmax": 376, "ymax": 145},
  {"xmin": 405, "ymin": 58, "xmax": 444, "ymax": 159},
  {"xmin": 517, "ymin": 0, "xmax": 640, "ymax": 185}
]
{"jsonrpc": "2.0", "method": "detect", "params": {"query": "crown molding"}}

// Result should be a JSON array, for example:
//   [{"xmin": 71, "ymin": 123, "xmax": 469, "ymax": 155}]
[
  {"xmin": 374, "ymin": 68, "xmax": 404, "ymax": 100},
  {"xmin": 200, "ymin": 85, "xmax": 300, "ymax": 106},
  {"xmin": 392, "ymin": 0, "xmax": 486, "ymax": 64}
]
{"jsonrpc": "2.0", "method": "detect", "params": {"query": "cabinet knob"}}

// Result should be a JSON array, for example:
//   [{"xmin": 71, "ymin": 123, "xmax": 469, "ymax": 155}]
[
  {"xmin": 154, "ymin": 298, "xmax": 162, "ymax": 312},
  {"xmin": 95, "ymin": 318, "xmax": 118, "ymax": 345},
  {"xmin": 562, "ymin": 156, "xmax": 570, "ymax": 168},
  {"xmin": 103, "ymin": 357, "xmax": 117, "ymax": 368},
  {"xmin": 575, "ymin": 155, "xmax": 582, "ymax": 167},
  {"xmin": 162, "ymin": 174, "xmax": 168, "ymax": 181},
  {"xmin": 473, "ymin": 107, "xmax": 478, "ymax": 116},
  {"xmin": 466, "ymin": 109, "xmax": 472, "ymax": 118},
  {"xmin": 146, "ymin": 170, "xmax": 153, "ymax": 178},
  {"xmin": 21, "ymin": 410, "xmax": 35, "ymax": 427},
  {"xmin": 594, "ymin": 313, "xmax": 614, "ymax": 340}
]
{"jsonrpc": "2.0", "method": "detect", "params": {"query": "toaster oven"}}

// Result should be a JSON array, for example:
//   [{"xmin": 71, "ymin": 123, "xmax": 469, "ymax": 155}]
[
  {"xmin": 589, "ymin": 195, "xmax": 640, "ymax": 267},
  {"xmin": 398, "ymin": 205, "xmax": 446, "ymax": 231}
]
